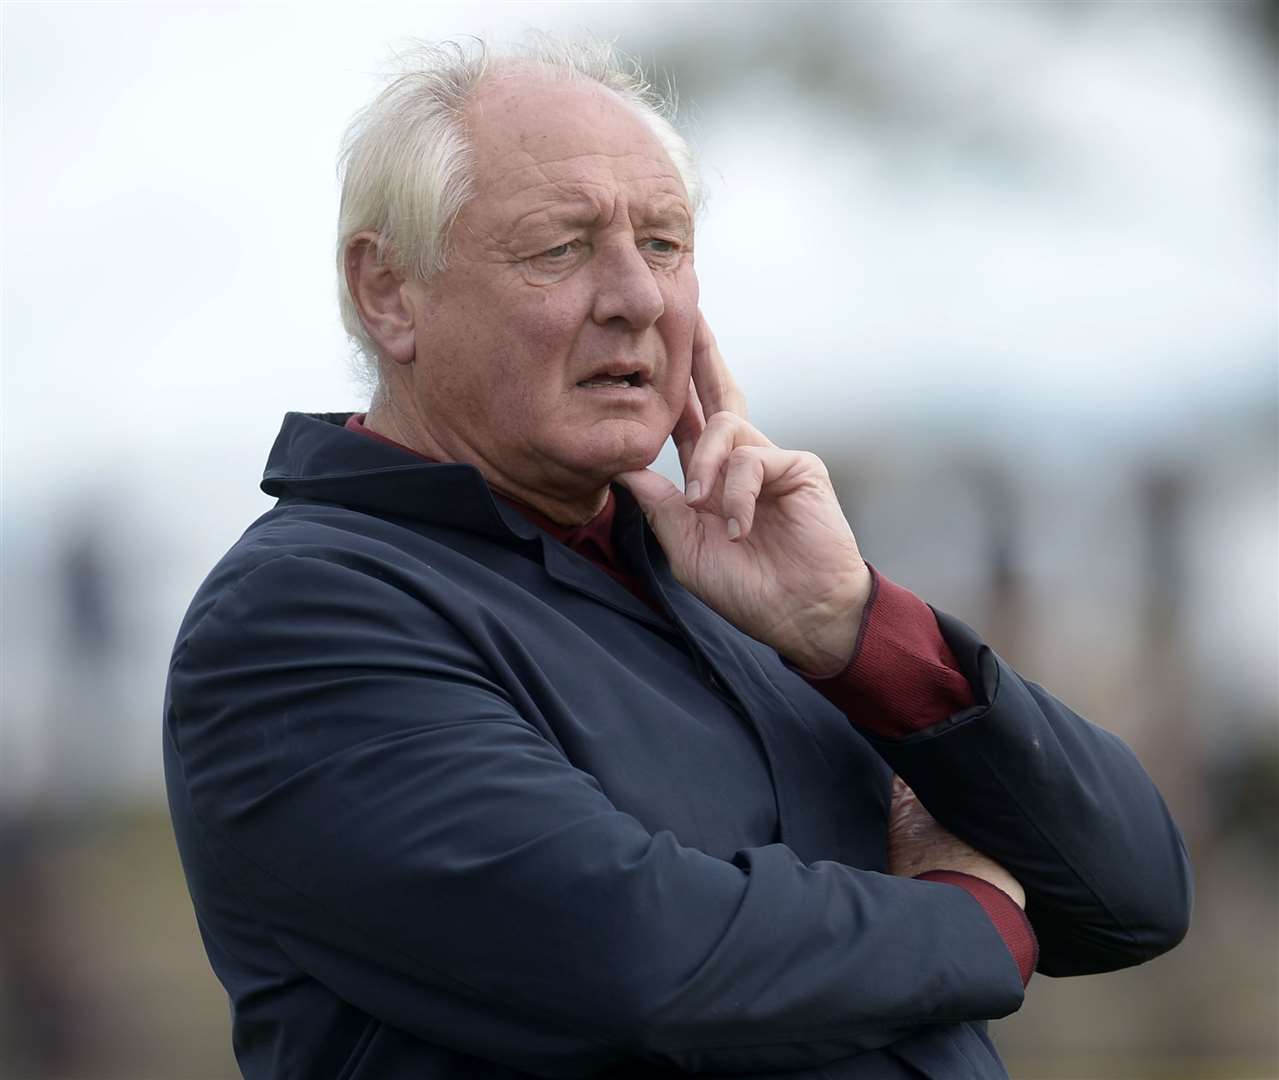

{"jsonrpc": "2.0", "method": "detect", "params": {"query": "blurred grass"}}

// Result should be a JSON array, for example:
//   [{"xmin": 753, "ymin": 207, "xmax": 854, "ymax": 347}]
[
  {"xmin": 1005, "ymin": 1061, "xmax": 1278, "ymax": 1080},
  {"xmin": 1, "ymin": 806, "xmax": 238, "ymax": 1080}
]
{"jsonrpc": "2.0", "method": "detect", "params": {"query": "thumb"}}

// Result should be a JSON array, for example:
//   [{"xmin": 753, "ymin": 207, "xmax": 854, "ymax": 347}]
[{"xmin": 614, "ymin": 468, "xmax": 694, "ymax": 544}]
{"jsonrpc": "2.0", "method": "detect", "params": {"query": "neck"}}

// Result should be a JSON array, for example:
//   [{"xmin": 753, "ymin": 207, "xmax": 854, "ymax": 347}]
[{"xmin": 364, "ymin": 396, "xmax": 610, "ymax": 527}]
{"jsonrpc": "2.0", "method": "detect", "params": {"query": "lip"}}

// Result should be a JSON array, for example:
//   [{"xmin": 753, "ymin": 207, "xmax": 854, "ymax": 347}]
[
  {"xmin": 574, "ymin": 362, "xmax": 654, "ymax": 389},
  {"xmin": 574, "ymin": 381, "xmax": 651, "ymax": 393}
]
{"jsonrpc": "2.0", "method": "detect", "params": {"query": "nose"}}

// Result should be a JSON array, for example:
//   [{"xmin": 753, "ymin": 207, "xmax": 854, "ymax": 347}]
[{"xmin": 590, "ymin": 241, "xmax": 665, "ymax": 329}]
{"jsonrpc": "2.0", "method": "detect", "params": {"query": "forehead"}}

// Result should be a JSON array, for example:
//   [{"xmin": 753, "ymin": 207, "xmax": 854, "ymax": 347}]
[{"xmin": 463, "ymin": 71, "xmax": 689, "ymax": 211}]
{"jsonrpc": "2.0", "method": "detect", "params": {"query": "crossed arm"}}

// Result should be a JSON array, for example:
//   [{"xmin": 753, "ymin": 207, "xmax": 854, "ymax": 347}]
[{"xmin": 168, "ymin": 545, "xmax": 1190, "ymax": 1074}]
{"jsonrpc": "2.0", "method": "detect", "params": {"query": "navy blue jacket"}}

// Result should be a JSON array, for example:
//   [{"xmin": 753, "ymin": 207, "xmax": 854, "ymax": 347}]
[{"xmin": 163, "ymin": 412, "xmax": 1191, "ymax": 1079}]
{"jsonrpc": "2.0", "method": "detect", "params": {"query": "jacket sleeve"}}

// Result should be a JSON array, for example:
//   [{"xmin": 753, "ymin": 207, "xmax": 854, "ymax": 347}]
[
  {"xmin": 166, "ymin": 553, "xmax": 1026, "ymax": 1076},
  {"xmin": 869, "ymin": 610, "xmax": 1193, "ymax": 978}
]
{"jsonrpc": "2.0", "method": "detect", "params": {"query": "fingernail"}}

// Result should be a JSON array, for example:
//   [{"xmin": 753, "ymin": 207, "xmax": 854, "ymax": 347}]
[
  {"xmin": 685, "ymin": 480, "xmax": 702, "ymax": 504},
  {"xmin": 726, "ymin": 518, "xmax": 741, "ymax": 541}
]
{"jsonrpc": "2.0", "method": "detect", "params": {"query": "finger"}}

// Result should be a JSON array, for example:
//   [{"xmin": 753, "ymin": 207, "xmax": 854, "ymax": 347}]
[
  {"xmin": 720, "ymin": 446, "xmax": 766, "ymax": 540},
  {"xmin": 721, "ymin": 442, "xmax": 818, "ymax": 540},
  {"xmin": 670, "ymin": 376, "xmax": 706, "ymax": 481},
  {"xmin": 684, "ymin": 411, "xmax": 771, "ymax": 508},
  {"xmin": 691, "ymin": 312, "xmax": 748, "ymax": 421},
  {"xmin": 718, "ymin": 445, "xmax": 816, "ymax": 541},
  {"xmin": 614, "ymin": 468, "xmax": 695, "ymax": 550}
]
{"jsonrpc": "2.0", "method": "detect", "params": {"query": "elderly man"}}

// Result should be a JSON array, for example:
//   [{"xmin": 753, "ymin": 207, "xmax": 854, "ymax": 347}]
[{"xmin": 164, "ymin": 39, "xmax": 1190, "ymax": 1080}]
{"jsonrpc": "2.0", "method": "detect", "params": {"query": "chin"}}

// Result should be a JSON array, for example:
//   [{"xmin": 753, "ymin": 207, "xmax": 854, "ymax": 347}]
[{"xmin": 568, "ymin": 426, "xmax": 667, "ymax": 482}]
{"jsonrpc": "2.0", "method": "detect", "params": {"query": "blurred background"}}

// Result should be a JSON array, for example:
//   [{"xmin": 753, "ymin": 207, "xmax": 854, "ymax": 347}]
[{"xmin": 2, "ymin": 1, "xmax": 1275, "ymax": 1077}]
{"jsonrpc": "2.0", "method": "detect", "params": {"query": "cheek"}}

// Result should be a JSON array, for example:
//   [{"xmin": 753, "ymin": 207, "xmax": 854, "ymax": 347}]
[
  {"xmin": 660, "ymin": 311, "xmax": 698, "ymax": 388},
  {"xmin": 518, "ymin": 285, "xmax": 592, "ymax": 360},
  {"xmin": 662, "ymin": 266, "xmax": 699, "ymax": 348}
]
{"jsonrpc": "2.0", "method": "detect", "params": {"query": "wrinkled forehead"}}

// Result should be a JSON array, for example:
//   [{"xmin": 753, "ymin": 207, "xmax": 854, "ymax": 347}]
[{"xmin": 464, "ymin": 70, "xmax": 688, "ymax": 202}]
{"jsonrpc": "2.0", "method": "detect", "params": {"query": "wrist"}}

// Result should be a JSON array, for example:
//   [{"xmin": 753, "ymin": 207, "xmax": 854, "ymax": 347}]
[
  {"xmin": 781, "ymin": 563, "xmax": 873, "ymax": 676},
  {"xmin": 801, "ymin": 567, "xmax": 978, "ymax": 738},
  {"xmin": 917, "ymin": 870, "xmax": 1037, "ymax": 986},
  {"xmin": 927, "ymin": 858, "xmax": 1025, "ymax": 909}
]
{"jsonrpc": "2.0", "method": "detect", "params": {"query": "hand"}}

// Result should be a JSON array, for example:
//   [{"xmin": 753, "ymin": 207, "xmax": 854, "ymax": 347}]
[
  {"xmin": 616, "ymin": 314, "xmax": 872, "ymax": 675},
  {"xmin": 887, "ymin": 776, "xmax": 1025, "ymax": 909}
]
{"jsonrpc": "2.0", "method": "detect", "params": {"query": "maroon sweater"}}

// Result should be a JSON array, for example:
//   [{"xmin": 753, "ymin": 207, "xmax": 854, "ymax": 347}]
[{"xmin": 345, "ymin": 413, "xmax": 1036, "ymax": 984}]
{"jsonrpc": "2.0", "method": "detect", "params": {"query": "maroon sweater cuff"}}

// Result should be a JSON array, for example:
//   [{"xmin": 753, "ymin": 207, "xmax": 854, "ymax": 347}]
[
  {"xmin": 916, "ymin": 870, "xmax": 1037, "ymax": 986},
  {"xmin": 804, "ymin": 567, "xmax": 976, "ymax": 737}
]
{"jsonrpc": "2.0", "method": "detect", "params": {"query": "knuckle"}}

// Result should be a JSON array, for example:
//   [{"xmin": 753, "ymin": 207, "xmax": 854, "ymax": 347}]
[{"xmin": 798, "ymin": 450, "xmax": 828, "ymax": 477}]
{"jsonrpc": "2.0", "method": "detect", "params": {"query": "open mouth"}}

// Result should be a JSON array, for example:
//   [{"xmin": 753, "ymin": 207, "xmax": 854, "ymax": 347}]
[{"xmin": 576, "ymin": 371, "xmax": 645, "ymax": 389}]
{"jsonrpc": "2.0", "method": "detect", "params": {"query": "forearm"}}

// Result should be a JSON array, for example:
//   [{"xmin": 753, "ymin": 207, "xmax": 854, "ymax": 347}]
[
  {"xmin": 799, "ymin": 569, "xmax": 1189, "ymax": 976},
  {"xmin": 795, "ymin": 569, "xmax": 1036, "ymax": 981},
  {"xmin": 874, "ymin": 620, "xmax": 1193, "ymax": 975},
  {"xmin": 182, "ymin": 723, "xmax": 1028, "ymax": 1071}
]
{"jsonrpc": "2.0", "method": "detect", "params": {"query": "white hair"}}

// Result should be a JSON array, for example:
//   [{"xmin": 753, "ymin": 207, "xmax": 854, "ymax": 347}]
[{"xmin": 335, "ymin": 36, "xmax": 703, "ymax": 389}]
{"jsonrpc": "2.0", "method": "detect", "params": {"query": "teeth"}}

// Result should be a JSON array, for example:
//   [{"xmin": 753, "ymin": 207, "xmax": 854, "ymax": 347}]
[{"xmin": 579, "ymin": 374, "xmax": 637, "ymax": 388}]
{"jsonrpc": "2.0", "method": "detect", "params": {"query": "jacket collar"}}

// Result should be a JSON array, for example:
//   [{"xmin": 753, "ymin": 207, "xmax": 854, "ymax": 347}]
[
  {"xmin": 260, "ymin": 411, "xmax": 542, "ymax": 544},
  {"xmin": 261, "ymin": 411, "xmax": 672, "ymax": 632}
]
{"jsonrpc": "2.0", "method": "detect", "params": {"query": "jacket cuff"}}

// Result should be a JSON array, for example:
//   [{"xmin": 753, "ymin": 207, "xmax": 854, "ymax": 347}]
[
  {"xmin": 916, "ymin": 870, "xmax": 1038, "ymax": 986},
  {"xmin": 803, "ymin": 567, "xmax": 977, "ymax": 737}
]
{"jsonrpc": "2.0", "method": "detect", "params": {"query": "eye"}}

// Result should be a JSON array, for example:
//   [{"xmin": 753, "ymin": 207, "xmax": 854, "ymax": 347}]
[
  {"xmin": 639, "ymin": 237, "xmax": 683, "ymax": 264},
  {"xmin": 538, "ymin": 241, "xmax": 582, "ymax": 260},
  {"xmin": 522, "ymin": 239, "xmax": 589, "ymax": 283}
]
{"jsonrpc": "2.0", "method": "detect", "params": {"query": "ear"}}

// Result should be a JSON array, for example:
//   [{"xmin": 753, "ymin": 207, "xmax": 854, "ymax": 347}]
[{"xmin": 345, "ymin": 232, "xmax": 417, "ymax": 366}]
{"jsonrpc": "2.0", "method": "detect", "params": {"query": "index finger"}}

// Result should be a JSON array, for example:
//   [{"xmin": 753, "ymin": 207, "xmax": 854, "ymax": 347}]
[
  {"xmin": 691, "ymin": 312, "xmax": 748, "ymax": 421},
  {"xmin": 671, "ymin": 376, "xmax": 706, "ymax": 480}
]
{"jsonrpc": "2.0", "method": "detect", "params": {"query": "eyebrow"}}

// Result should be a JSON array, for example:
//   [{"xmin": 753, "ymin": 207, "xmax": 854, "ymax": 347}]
[
  {"xmin": 640, "ymin": 203, "xmax": 693, "ymax": 233},
  {"xmin": 508, "ymin": 200, "xmax": 598, "ymax": 235},
  {"xmin": 510, "ymin": 195, "xmax": 692, "ymax": 236}
]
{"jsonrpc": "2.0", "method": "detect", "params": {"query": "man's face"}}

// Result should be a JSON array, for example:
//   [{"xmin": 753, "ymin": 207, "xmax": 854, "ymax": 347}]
[{"xmin": 403, "ymin": 72, "xmax": 699, "ymax": 502}]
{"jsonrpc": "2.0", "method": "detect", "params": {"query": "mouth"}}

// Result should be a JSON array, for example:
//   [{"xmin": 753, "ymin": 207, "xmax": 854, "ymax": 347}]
[{"xmin": 575, "ymin": 368, "xmax": 649, "ymax": 390}]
